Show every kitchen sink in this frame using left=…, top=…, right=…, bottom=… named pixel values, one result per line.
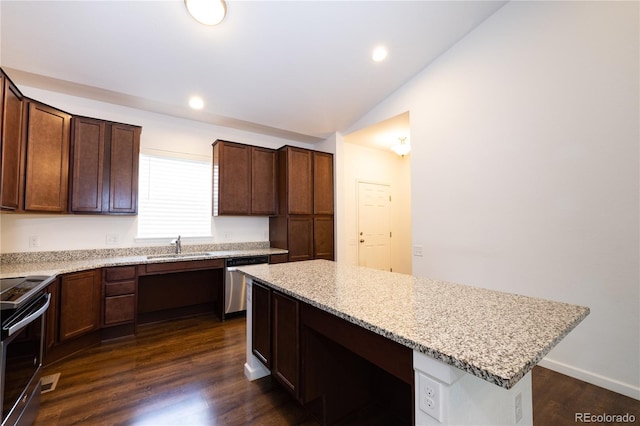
left=146, top=252, right=214, bottom=260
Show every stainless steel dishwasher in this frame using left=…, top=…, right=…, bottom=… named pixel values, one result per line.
left=225, top=255, right=269, bottom=314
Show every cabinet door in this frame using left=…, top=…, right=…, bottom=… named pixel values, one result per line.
left=313, top=152, right=334, bottom=215
left=45, top=278, right=60, bottom=354
left=24, top=101, right=71, bottom=212
left=0, top=71, right=3, bottom=133
left=108, top=124, right=140, bottom=213
left=314, top=216, right=335, bottom=260
left=251, top=147, right=277, bottom=215
left=59, top=270, right=101, bottom=342
left=285, top=147, right=313, bottom=215
left=288, top=216, right=313, bottom=262
left=252, top=281, right=272, bottom=368
left=213, top=141, right=251, bottom=215
left=272, top=291, right=300, bottom=400
left=0, top=75, right=25, bottom=210
left=70, top=117, right=105, bottom=212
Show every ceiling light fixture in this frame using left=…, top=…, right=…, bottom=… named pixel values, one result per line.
left=372, top=46, right=388, bottom=62
left=391, top=137, right=410, bottom=157
left=189, top=96, right=205, bottom=110
left=185, top=0, right=227, bottom=26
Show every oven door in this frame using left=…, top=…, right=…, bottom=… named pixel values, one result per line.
left=1, top=292, right=50, bottom=426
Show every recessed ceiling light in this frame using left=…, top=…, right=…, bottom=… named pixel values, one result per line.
left=189, top=96, right=205, bottom=110
left=185, top=0, right=226, bottom=26
left=372, top=46, right=388, bottom=62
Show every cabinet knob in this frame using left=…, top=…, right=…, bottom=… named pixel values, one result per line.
left=359, top=239, right=365, bottom=243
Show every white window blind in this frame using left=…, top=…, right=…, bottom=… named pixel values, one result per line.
left=137, top=154, right=212, bottom=238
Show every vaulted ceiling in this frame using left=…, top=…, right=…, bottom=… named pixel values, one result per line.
left=1, top=1, right=506, bottom=143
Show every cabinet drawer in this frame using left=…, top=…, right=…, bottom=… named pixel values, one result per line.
left=143, top=258, right=224, bottom=274
left=269, top=254, right=289, bottom=264
left=104, top=294, right=135, bottom=325
left=104, top=266, right=137, bottom=282
left=105, top=280, right=135, bottom=297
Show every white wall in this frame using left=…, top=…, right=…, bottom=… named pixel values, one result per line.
left=0, top=86, right=314, bottom=253
left=340, top=141, right=412, bottom=274
left=346, top=1, right=639, bottom=399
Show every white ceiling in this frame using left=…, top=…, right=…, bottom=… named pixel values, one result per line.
left=0, top=1, right=506, bottom=144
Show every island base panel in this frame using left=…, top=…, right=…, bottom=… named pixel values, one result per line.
left=245, top=279, right=271, bottom=381
left=413, top=351, right=533, bottom=425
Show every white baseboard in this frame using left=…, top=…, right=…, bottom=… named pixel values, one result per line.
left=538, top=358, right=639, bottom=401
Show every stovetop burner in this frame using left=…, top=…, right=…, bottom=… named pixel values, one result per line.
left=1, top=275, right=55, bottom=311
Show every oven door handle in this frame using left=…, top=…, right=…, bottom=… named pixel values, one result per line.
left=5, top=293, right=51, bottom=337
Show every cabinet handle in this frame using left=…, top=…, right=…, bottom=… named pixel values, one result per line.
left=359, top=239, right=365, bottom=243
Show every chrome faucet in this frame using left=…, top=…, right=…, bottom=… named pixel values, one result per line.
left=171, top=235, right=182, bottom=254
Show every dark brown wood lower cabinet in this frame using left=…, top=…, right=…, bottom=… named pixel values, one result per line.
left=59, top=270, right=101, bottom=342
left=313, top=216, right=334, bottom=260
left=272, top=291, right=301, bottom=401
left=288, top=216, right=313, bottom=262
left=45, top=278, right=60, bottom=353
left=102, top=266, right=137, bottom=329
left=252, top=281, right=272, bottom=367
left=104, top=294, right=135, bottom=325
left=252, top=282, right=413, bottom=424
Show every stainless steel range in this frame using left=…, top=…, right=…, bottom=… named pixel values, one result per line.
left=1, top=275, right=54, bottom=426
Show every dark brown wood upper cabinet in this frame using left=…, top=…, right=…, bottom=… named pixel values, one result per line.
left=212, top=140, right=276, bottom=216
left=70, top=117, right=140, bottom=214
left=213, top=140, right=251, bottom=215
left=270, top=146, right=334, bottom=262
left=313, top=151, right=334, bottom=215
left=251, top=146, right=277, bottom=215
left=70, top=117, right=105, bottom=212
left=279, top=146, right=313, bottom=215
left=108, top=124, right=140, bottom=214
left=24, top=100, right=71, bottom=212
left=0, top=70, right=25, bottom=210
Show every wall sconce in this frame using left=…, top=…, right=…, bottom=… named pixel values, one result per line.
left=390, top=137, right=411, bottom=157
left=185, top=0, right=227, bottom=26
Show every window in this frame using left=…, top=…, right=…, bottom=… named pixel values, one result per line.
left=137, top=154, right=211, bottom=238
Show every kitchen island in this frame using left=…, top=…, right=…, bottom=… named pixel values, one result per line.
left=239, top=260, right=589, bottom=425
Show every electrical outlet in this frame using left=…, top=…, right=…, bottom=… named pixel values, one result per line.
left=106, top=233, right=119, bottom=245
left=413, top=245, right=424, bottom=257
left=224, top=231, right=232, bottom=240
left=515, top=391, right=523, bottom=423
left=419, top=372, right=443, bottom=421
left=28, top=235, right=41, bottom=248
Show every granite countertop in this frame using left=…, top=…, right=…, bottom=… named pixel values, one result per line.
left=237, top=259, right=589, bottom=390
left=0, top=245, right=287, bottom=279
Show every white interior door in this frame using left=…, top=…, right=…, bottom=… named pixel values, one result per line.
left=357, top=182, right=391, bottom=271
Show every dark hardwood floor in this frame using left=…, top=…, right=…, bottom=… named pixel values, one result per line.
left=35, top=314, right=639, bottom=425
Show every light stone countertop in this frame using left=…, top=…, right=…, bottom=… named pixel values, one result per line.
left=0, top=247, right=287, bottom=279
left=237, top=259, right=589, bottom=389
